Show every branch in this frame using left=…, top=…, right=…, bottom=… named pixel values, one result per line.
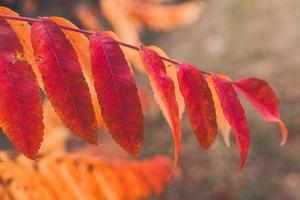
left=0, top=14, right=211, bottom=75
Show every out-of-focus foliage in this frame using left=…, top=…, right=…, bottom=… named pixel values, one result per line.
left=0, top=98, right=178, bottom=200
left=0, top=152, right=175, bottom=200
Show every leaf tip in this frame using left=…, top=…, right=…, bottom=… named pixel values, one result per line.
left=23, top=151, right=38, bottom=160
left=279, top=120, right=288, bottom=146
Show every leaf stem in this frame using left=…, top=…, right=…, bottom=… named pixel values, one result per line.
left=0, top=14, right=39, bottom=22
left=59, top=24, right=94, bottom=35
left=161, top=57, right=180, bottom=65
left=0, top=14, right=211, bottom=75
left=118, top=41, right=139, bottom=51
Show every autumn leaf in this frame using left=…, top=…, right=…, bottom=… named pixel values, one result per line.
left=234, top=78, right=288, bottom=145
left=0, top=152, right=174, bottom=200
left=177, top=64, right=217, bottom=149
left=0, top=6, right=42, bottom=87
left=49, top=16, right=105, bottom=128
left=100, top=0, right=143, bottom=72
left=212, top=74, right=250, bottom=170
left=129, top=1, right=203, bottom=32
left=127, top=162, right=151, bottom=198
left=0, top=16, right=43, bottom=159
left=147, top=46, right=185, bottom=119
left=205, top=75, right=231, bottom=146
left=75, top=4, right=103, bottom=30
left=31, top=19, right=97, bottom=144
left=90, top=32, right=144, bottom=155
left=93, top=163, right=124, bottom=200
left=139, top=156, right=174, bottom=195
left=139, top=46, right=181, bottom=169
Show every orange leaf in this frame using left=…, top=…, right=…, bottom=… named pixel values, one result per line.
left=75, top=5, right=103, bottom=30
left=129, top=1, right=203, bottom=32
left=100, top=0, right=144, bottom=72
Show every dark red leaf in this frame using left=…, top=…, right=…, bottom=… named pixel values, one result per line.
left=177, top=64, right=217, bottom=149
left=0, top=17, right=43, bottom=159
left=212, top=74, right=250, bottom=170
left=234, top=78, right=288, bottom=145
left=139, top=46, right=181, bottom=168
left=90, top=32, right=144, bottom=155
left=31, top=19, right=97, bottom=144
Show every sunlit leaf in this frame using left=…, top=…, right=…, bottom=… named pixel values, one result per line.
left=205, top=75, right=231, bottom=146
left=139, top=46, right=181, bottom=169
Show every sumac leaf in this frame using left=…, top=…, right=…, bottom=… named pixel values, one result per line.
left=0, top=6, right=42, bottom=86
left=0, top=17, right=43, bottom=159
left=234, top=78, right=288, bottom=145
left=147, top=46, right=185, bottom=119
left=212, top=74, right=250, bottom=170
left=90, top=32, right=144, bottom=155
left=49, top=16, right=105, bottom=128
left=177, top=64, right=217, bottom=149
left=206, top=75, right=231, bottom=146
left=139, top=46, right=181, bottom=168
left=31, top=19, right=97, bottom=144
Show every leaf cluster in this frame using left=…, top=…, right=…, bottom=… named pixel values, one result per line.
left=0, top=6, right=287, bottom=172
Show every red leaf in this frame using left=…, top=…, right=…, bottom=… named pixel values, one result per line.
left=212, top=74, right=250, bottom=170
left=31, top=19, right=97, bottom=144
left=146, top=46, right=185, bottom=119
left=234, top=78, right=288, bottom=145
left=139, top=46, right=181, bottom=168
left=205, top=75, right=231, bottom=146
left=0, top=17, right=43, bottom=159
left=49, top=16, right=106, bottom=128
left=177, top=64, right=217, bottom=149
left=90, top=32, right=144, bottom=155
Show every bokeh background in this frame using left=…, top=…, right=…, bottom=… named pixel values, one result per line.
left=1, top=0, right=300, bottom=199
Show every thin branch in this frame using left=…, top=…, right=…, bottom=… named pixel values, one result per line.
left=59, top=24, right=94, bottom=35
left=0, top=14, right=211, bottom=75
left=161, top=57, right=180, bottom=65
left=118, top=41, right=139, bottom=51
left=0, top=14, right=39, bottom=22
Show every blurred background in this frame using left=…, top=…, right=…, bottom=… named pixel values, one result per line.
left=0, top=0, right=300, bottom=199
